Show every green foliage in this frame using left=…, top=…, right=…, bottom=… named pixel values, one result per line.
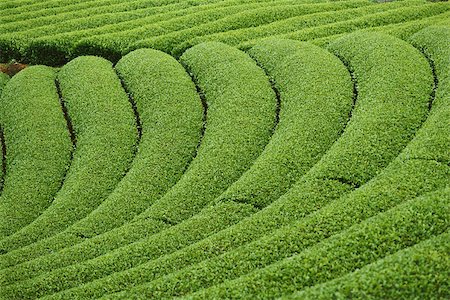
left=188, top=188, right=449, bottom=299
left=0, top=1, right=448, bottom=299
left=0, top=41, right=277, bottom=299
left=0, top=48, right=204, bottom=270
left=288, top=230, right=450, bottom=299
left=0, top=67, right=72, bottom=238
left=238, top=2, right=449, bottom=49
left=74, top=32, right=435, bottom=299
left=175, top=0, right=409, bottom=55
left=2, top=0, right=285, bottom=64
left=14, top=40, right=354, bottom=299
left=130, top=0, right=371, bottom=57
left=0, top=56, right=137, bottom=253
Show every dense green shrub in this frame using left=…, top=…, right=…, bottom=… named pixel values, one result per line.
left=239, top=2, right=450, bottom=49
left=187, top=188, right=449, bottom=299
left=0, top=0, right=282, bottom=64
left=288, top=230, right=450, bottom=299
left=0, top=67, right=72, bottom=239
left=0, top=42, right=277, bottom=299
left=74, top=32, right=438, bottom=299
left=173, top=0, right=409, bottom=55
left=4, top=31, right=434, bottom=298
left=20, top=0, right=299, bottom=65
left=0, top=40, right=354, bottom=295
left=0, top=56, right=137, bottom=252
left=0, top=48, right=204, bottom=269
left=129, top=0, right=371, bottom=56
left=0, top=73, right=9, bottom=193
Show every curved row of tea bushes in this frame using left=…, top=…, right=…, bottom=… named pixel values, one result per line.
left=0, top=56, right=138, bottom=253
left=70, top=0, right=308, bottom=63
left=0, top=0, right=249, bottom=63
left=1, top=0, right=309, bottom=36
left=0, top=41, right=277, bottom=299
left=0, top=2, right=182, bottom=38
left=67, top=32, right=437, bottom=299
left=238, top=2, right=450, bottom=50
left=161, top=28, right=449, bottom=300
left=6, top=31, right=433, bottom=298
left=0, top=67, right=72, bottom=239
left=289, top=229, right=450, bottom=299
left=308, top=11, right=450, bottom=47
left=0, top=41, right=270, bottom=268
left=129, top=0, right=370, bottom=56
left=0, top=48, right=204, bottom=269
left=1, top=40, right=353, bottom=291
left=367, top=10, right=450, bottom=41
left=1, top=0, right=289, bottom=63
left=0, top=37, right=352, bottom=288
left=186, top=187, right=449, bottom=299
left=0, top=0, right=102, bottom=19
left=0, top=0, right=131, bottom=26
left=106, top=161, right=448, bottom=299
left=172, top=0, right=410, bottom=56
left=0, top=0, right=265, bottom=49
left=17, top=0, right=291, bottom=66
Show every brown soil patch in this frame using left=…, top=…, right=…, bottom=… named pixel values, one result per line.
left=0, top=62, right=28, bottom=77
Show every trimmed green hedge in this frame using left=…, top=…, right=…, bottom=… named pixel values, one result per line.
left=53, top=30, right=435, bottom=299
left=19, top=0, right=298, bottom=65
left=8, top=31, right=434, bottom=298
left=0, top=42, right=277, bottom=299
left=0, top=0, right=276, bottom=63
left=173, top=0, right=408, bottom=56
left=309, top=11, right=450, bottom=46
left=0, top=0, right=104, bottom=21
left=238, top=2, right=449, bottom=49
left=288, top=229, right=450, bottom=299
left=0, top=48, right=204, bottom=269
left=0, top=67, right=72, bottom=239
left=129, top=0, right=371, bottom=57
left=81, top=32, right=439, bottom=299
left=186, top=187, right=449, bottom=299
left=371, top=10, right=450, bottom=40
left=0, top=56, right=137, bottom=253
left=6, top=39, right=354, bottom=297
left=406, top=25, right=450, bottom=164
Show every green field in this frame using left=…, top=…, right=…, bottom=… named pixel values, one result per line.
left=0, top=0, right=449, bottom=299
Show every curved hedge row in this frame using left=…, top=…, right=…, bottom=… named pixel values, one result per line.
left=187, top=187, right=449, bottom=299
left=309, top=10, right=450, bottom=47
left=238, top=2, right=450, bottom=50
left=0, top=41, right=277, bottom=299
left=172, top=0, right=409, bottom=56
left=58, top=32, right=437, bottom=299
left=406, top=25, right=450, bottom=165
left=0, top=48, right=204, bottom=268
left=0, top=39, right=354, bottom=292
left=0, top=67, right=72, bottom=239
left=145, top=28, right=447, bottom=300
left=290, top=228, right=450, bottom=299
left=4, top=31, right=434, bottom=298
left=129, top=0, right=370, bottom=56
left=14, top=0, right=300, bottom=65
left=0, top=0, right=284, bottom=61
left=0, top=0, right=105, bottom=21
left=0, top=56, right=137, bottom=253
left=16, top=41, right=352, bottom=297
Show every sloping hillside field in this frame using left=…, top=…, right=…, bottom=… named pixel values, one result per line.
left=0, top=0, right=449, bottom=299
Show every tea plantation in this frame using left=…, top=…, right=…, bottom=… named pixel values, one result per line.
left=0, top=0, right=448, bottom=299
